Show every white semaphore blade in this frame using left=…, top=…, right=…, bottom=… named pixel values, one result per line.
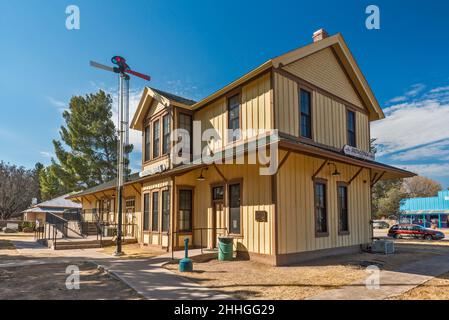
left=89, top=61, right=116, bottom=73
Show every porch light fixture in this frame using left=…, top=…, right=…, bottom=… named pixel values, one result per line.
left=328, top=162, right=341, bottom=177
left=197, top=168, right=208, bottom=181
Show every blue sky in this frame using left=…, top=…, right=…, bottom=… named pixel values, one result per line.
left=1, top=0, right=449, bottom=186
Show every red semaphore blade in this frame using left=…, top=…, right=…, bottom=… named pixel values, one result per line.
left=125, top=69, right=151, bottom=81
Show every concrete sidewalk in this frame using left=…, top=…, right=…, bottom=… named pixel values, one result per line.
left=307, top=253, right=449, bottom=300
left=90, top=248, right=231, bottom=300
left=10, top=237, right=230, bottom=300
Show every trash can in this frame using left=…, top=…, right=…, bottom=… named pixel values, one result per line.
left=218, top=236, right=234, bottom=261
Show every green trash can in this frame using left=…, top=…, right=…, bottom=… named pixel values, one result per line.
left=218, top=236, right=234, bottom=261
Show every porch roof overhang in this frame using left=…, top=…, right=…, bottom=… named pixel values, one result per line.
left=279, top=138, right=415, bottom=180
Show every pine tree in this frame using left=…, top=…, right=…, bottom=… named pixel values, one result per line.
left=39, top=90, right=132, bottom=197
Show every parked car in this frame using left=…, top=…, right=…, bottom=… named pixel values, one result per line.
left=373, top=220, right=390, bottom=229
left=388, top=224, right=445, bottom=240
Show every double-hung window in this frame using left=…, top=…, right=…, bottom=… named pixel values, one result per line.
left=314, top=180, right=328, bottom=235
left=228, top=95, right=241, bottom=142
left=153, top=120, right=160, bottom=158
left=144, top=126, right=151, bottom=162
left=300, top=89, right=312, bottom=139
left=143, top=193, right=150, bottom=231
left=152, top=192, right=159, bottom=232
left=337, top=183, right=349, bottom=234
left=178, top=190, right=192, bottom=232
left=162, top=115, right=170, bottom=155
left=162, top=190, right=170, bottom=232
left=347, top=110, right=356, bottom=147
left=229, top=183, right=241, bottom=235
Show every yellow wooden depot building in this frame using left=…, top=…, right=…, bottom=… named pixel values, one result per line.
left=68, top=29, right=414, bottom=265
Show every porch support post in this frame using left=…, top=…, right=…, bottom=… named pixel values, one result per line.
left=439, top=214, right=442, bottom=229
left=170, top=175, right=176, bottom=255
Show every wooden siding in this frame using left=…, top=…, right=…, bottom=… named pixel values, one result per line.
left=194, top=73, right=273, bottom=153
left=175, top=160, right=274, bottom=255
left=276, top=151, right=371, bottom=254
left=356, top=112, right=370, bottom=152
left=274, top=73, right=371, bottom=152
left=282, top=47, right=364, bottom=109
left=146, top=99, right=167, bottom=119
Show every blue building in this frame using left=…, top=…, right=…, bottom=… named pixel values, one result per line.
left=400, top=190, right=449, bottom=228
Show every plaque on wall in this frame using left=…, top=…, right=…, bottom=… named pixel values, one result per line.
left=255, top=211, right=268, bottom=222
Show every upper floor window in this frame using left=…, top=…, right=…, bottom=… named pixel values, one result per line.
left=178, top=113, right=192, bottom=160
left=347, top=110, right=356, bottom=147
left=162, top=114, right=170, bottom=155
left=300, top=89, right=312, bottom=139
left=228, top=94, right=241, bottom=142
left=144, top=126, right=151, bottom=162
left=153, top=119, right=160, bottom=158
left=314, top=180, right=328, bottom=236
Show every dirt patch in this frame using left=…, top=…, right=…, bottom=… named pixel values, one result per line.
left=0, top=261, right=142, bottom=300
left=165, top=244, right=449, bottom=300
left=391, top=272, right=449, bottom=300
left=100, top=243, right=166, bottom=259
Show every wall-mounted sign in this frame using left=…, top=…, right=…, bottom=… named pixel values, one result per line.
left=255, top=211, right=268, bottom=222
left=343, top=145, right=375, bottom=161
left=139, top=164, right=168, bottom=178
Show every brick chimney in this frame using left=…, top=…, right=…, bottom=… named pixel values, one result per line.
left=312, top=28, right=329, bottom=42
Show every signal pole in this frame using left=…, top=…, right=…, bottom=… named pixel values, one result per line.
left=90, top=57, right=150, bottom=256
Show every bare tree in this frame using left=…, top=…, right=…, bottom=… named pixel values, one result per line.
left=403, top=176, right=442, bottom=198
left=0, top=162, right=39, bottom=220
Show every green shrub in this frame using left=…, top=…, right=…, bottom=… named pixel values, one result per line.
left=21, top=221, right=35, bottom=230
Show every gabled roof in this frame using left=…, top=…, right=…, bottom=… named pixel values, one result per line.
left=22, top=194, right=81, bottom=213
left=131, top=32, right=384, bottom=131
left=271, top=33, right=384, bottom=121
left=131, top=87, right=196, bottom=131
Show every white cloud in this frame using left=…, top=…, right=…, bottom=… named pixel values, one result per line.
left=46, top=96, right=68, bottom=112
left=392, top=163, right=449, bottom=177
left=372, top=97, right=449, bottom=157
left=390, top=140, right=449, bottom=162
left=40, top=151, right=53, bottom=158
left=386, top=83, right=426, bottom=104
left=429, top=86, right=449, bottom=94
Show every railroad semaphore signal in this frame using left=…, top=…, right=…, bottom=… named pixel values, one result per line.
left=90, top=57, right=150, bottom=256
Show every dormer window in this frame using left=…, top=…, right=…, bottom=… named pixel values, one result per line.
left=153, top=119, right=160, bottom=158
left=144, top=125, right=151, bottom=162
left=162, top=114, right=170, bottom=155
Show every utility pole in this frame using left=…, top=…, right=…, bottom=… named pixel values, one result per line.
left=90, top=57, right=150, bottom=256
